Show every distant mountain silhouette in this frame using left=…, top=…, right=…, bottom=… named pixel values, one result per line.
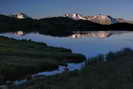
left=0, top=13, right=133, bottom=36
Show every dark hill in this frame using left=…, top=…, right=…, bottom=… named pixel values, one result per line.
left=0, top=15, right=106, bottom=36
left=108, top=23, right=133, bottom=30
left=38, top=17, right=106, bottom=36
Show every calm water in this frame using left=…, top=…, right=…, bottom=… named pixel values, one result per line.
left=0, top=31, right=133, bottom=58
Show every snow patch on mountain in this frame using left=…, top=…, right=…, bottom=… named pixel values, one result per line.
left=65, top=13, right=86, bottom=20
left=84, top=15, right=118, bottom=25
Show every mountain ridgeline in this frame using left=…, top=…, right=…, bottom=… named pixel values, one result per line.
left=0, top=13, right=133, bottom=36
left=65, top=13, right=118, bottom=25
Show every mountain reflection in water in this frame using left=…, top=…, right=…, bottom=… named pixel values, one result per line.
left=0, top=31, right=132, bottom=58
left=70, top=31, right=128, bottom=38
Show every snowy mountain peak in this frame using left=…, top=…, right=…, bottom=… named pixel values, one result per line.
left=65, top=13, right=85, bottom=20
left=85, top=14, right=118, bottom=25
left=16, top=13, right=29, bottom=19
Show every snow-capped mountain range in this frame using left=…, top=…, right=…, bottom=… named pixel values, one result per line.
left=9, top=12, right=132, bottom=25
left=84, top=15, right=118, bottom=25
left=65, top=13, right=126, bottom=25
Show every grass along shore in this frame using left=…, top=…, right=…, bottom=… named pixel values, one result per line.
left=0, top=36, right=86, bottom=82
left=14, top=48, right=133, bottom=89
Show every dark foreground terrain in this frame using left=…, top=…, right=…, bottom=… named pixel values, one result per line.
left=14, top=48, right=133, bottom=89
left=0, top=36, right=85, bottom=82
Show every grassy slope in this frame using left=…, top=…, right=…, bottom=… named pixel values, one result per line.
left=17, top=48, right=133, bottom=89
left=0, top=36, right=85, bottom=81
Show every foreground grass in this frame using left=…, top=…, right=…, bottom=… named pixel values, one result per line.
left=0, top=36, right=85, bottom=81
left=16, top=48, right=133, bottom=89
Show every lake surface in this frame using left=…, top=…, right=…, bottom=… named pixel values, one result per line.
left=0, top=31, right=133, bottom=58
left=1, top=31, right=133, bottom=84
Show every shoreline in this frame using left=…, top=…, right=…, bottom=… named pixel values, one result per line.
left=0, top=36, right=86, bottom=84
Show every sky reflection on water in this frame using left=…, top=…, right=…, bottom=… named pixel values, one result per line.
left=0, top=31, right=133, bottom=58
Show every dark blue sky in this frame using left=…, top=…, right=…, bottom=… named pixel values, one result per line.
left=0, top=0, right=133, bottom=19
